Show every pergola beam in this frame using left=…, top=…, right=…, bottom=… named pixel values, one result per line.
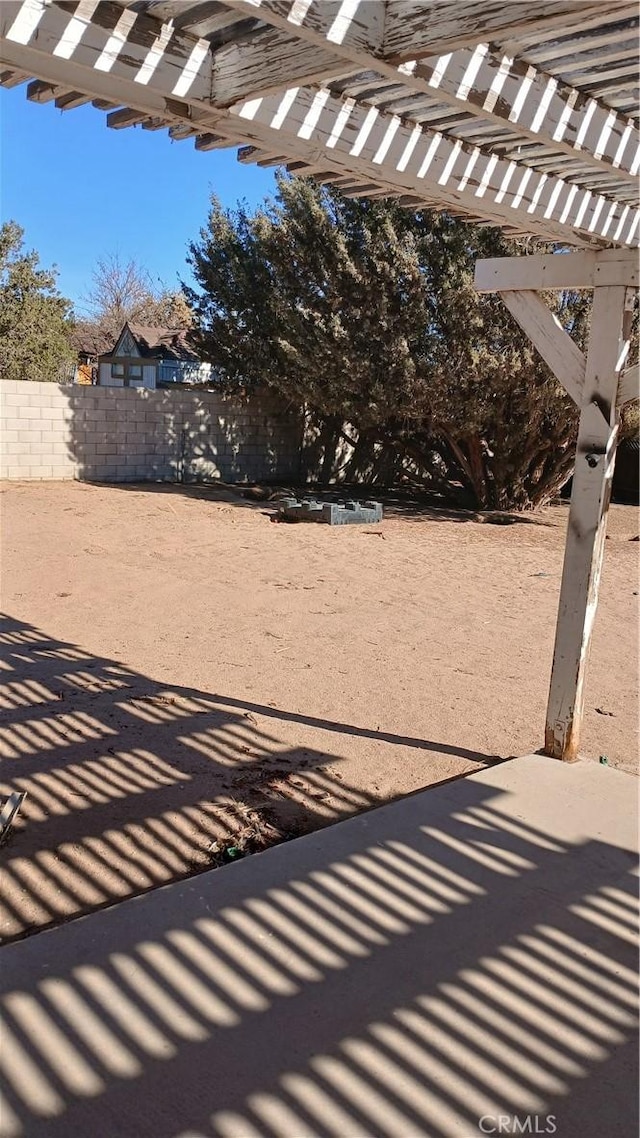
left=3, top=0, right=215, bottom=102
left=229, top=1, right=618, bottom=66
left=475, top=250, right=640, bottom=291
left=214, top=4, right=639, bottom=184
left=26, top=78, right=60, bottom=102
left=212, top=27, right=351, bottom=106
left=0, top=14, right=224, bottom=128
left=379, top=1, right=624, bottom=62
left=54, top=89, right=92, bottom=109
left=230, top=85, right=638, bottom=247
left=2, top=1, right=638, bottom=247
left=228, top=0, right=385, bottom=57
left=107, top=106, right=149, bottom=129
left=146, top=2, right=251, bottom=37
left=0, top=66, right=28, bottom=86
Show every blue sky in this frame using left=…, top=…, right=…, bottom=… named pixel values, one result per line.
left=0, top=87, right=277, bottom=313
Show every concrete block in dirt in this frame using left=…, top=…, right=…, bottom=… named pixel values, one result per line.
left=276, top=498, right=383, bottom=525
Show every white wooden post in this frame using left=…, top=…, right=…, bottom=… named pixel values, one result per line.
left=544, top=285, right=634, bottom=760
left=476, top=253, right=638, bottom=761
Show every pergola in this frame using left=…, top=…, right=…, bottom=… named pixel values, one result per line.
left=2, top=0, right=638, bottom=763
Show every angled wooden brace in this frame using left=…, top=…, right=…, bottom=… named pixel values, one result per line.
left=498, top=290, right=585, bottom=406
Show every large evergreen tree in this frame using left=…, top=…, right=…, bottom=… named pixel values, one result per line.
left=186, top=176, right=593, bottom=510
left=0, top=222, right=74, bottom=383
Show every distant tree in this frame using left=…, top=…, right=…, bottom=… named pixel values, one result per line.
left=157, top=289, right=193, bottom=330
left=0, top=221, right=74, bottom=383
left=186, top=176, right=596, bottom=510
left=82, top=253, right=192, bottom=353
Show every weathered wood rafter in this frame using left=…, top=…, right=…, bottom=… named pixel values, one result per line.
left=1, top=0, right=639, bottom=248
left=379, top=1, right=625, bottom=62
left=2, top=0, right=638, bottom=248
left=207, top=22, right=639, bottom=193
left=2, top=5, right=225, bottom=126
left=0, top=66, right=28, bottom=86
left=184, top=0, right=640, bottom=198
left=228, top=0, right=385, bottom=59
left=227, top=1, right=621, bottom=66
left=231, top=84, right=638, bottom=246
left=146, top=2, right=254, bottom=38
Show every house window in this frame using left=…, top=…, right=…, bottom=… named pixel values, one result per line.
left=111, top=363, right=124, bottom=378
left=129, top=365, right=142, bottom=380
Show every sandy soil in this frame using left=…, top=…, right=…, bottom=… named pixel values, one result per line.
left=0, top=480, right=637, bottom=942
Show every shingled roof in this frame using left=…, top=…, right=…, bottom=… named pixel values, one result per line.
left=102, top=323, right=200, bottom=363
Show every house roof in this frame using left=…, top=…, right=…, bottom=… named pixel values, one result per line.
left=102, top=323, right=200, bottom=363
left=126, top=325, right=199, bottom=362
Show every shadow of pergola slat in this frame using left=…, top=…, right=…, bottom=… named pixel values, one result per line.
left=0, top=768, right=637, bottom=1138
left=0, top=614, right=500, bottom=943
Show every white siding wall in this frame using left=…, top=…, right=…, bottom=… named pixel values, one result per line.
left=98, top=363, right=124, bottom=387
left=98, top=363, right=155, bottom=389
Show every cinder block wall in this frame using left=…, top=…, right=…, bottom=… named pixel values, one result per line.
left=0, top=381, right=304, bottom=483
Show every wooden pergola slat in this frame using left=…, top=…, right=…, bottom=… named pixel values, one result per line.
left=209, top=4, right=640, bottom=188
left=2, top=1, right=637, bottom=246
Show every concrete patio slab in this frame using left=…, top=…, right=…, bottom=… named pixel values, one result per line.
left=0, top=754, right=638, bottom=1138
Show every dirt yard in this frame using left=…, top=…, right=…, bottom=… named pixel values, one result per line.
left=1, top=480, right=637, bottom=942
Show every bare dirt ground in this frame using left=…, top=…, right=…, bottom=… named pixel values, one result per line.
left=1, top=480, right=637, bottom=942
